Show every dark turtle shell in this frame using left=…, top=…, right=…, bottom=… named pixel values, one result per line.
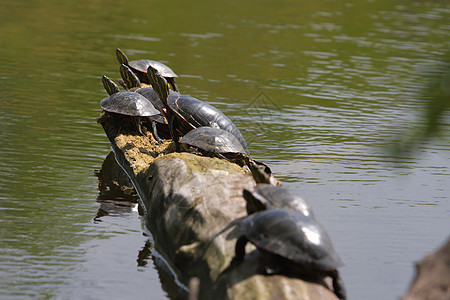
left=169, top=94, right=249, bottom=154
left=129, top=59, right=178, bottom=78
left=243, top=209, right=343, bottom=271
left=135, top=87, right=179, bottom=112
left=116, top=48, right=179, bottom=91
left=180, top=127, right=247, bottom=155
left=100, top=91, right=160, bottom=117
left=243, top=184, right=315, bottom=218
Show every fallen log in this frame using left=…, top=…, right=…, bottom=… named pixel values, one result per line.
left=98, top=112, right=340, bottom=299
left=401, top=237, right=450, bottom=300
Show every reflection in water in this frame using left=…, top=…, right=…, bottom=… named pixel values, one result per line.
left=95, top=152, right=188, bottom=299
left=137, top=240, right=153, bottom=267
left=152, top=252, right=190, bottom=300
left=94, top=151, right=140, bottom=221
left=95, top=152, right=138, bottom=203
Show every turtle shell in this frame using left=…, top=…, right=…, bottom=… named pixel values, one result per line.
left=129, top=59, right=178, bottom=78
left=100, top=91, right=160, bottom=117
left=244, top=184, right=315, bottom=218
left=180, top=127, right=247, bottom=155
left=136, top=87, right=181, bottom=112
left=244, top=209, right=343, bottom=271
left=169, top=95, right=249, bottom=154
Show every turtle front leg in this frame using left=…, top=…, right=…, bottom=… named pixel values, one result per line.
left=150, top=121, right=164, bottom=144
left=330, top=270, right=346, bottom=300
left=232, top=235, right=248, bottom=264
left=167, top=114, right=180, bottom=151
left=135, top=116, right=145, bottom=136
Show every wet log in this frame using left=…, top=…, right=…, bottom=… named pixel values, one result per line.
left=401, top=237, right=450, bottom=300
left=98, top=113, right=339, bottom=299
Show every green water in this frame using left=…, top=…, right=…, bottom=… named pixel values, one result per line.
left=0, top=0, right=449, bottom=299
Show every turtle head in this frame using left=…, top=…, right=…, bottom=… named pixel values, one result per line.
left=119, top=64, right=141, bottom=90
left=116, top=48, right=129, bottom=65
left=243, top=188, right=268, bottom=214
left=147, top=65, right=170, bottom=105
left=248, top=160, right=282, bottom=186
left=102, top=75, right=120, bottom=96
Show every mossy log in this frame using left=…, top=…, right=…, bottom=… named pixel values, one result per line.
left=98, top=113, right=339, bottom=300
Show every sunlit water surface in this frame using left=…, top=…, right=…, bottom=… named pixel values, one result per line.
left=0, top=0, right=449, bottom=299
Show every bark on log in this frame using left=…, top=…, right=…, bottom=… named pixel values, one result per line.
left=401, top=237, right=450, bottom=300
left=98, top=113, right=339, bottom=299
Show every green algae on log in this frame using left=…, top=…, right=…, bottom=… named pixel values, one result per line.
left=98, top=113, right=340, bottom=299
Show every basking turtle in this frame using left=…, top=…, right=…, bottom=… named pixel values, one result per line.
left=180, top=127, right=247, bottom=162
left=167, top=94, right=249, bottom=153
left=243, top=184, right=314, bottom=217
left=232, top=209, right=346, bottom=300
left=145, top=65, right=249, bottom=153
left=116, top=48, right=179, bottom=92
left=101, top=75, right=163, bottom=142
left=179, top=127, right=275, bottom=179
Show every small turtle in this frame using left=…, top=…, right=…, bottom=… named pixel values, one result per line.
left=180, top=126, right=247, bottom=159
left=116, top=48, right=179, bottom=92
left=146, top=65, right=249, bottom=153
left=243, top=184, right=314, bottom=217
left=101, top=75, right=163, bottom=142
left=179, top=127, right=278, bottom=182
left=232, top=209, right=346, bottom=300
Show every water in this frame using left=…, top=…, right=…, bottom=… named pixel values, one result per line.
left=0, top=0, right=449, bottom=299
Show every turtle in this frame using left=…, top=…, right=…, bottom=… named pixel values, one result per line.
left=179, top=127, right=275, bottom=180
left=180, top=126, right=247, bottom=161
left=243, top=184, right=314, bottom=217
left=116, top=48, right=179, bottom=92
left=167, top=93, right=249, bottom=153
left=232, top=209, right=346, bottom=300
left=145, top=65, right=249, bottom=153
left=101, top=75, right=164, bottom=142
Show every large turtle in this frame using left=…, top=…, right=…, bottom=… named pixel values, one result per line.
left=116, top=48, right=179, bottom=92
left=167, top=94, right=249, bottom=152
left=232, top=209, right=346, bottom=300
left=145, top=65, right=249, bottom=153
left=100, top=75, right=163, bottom=142
left=243, top=184, right=314, bottom=217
